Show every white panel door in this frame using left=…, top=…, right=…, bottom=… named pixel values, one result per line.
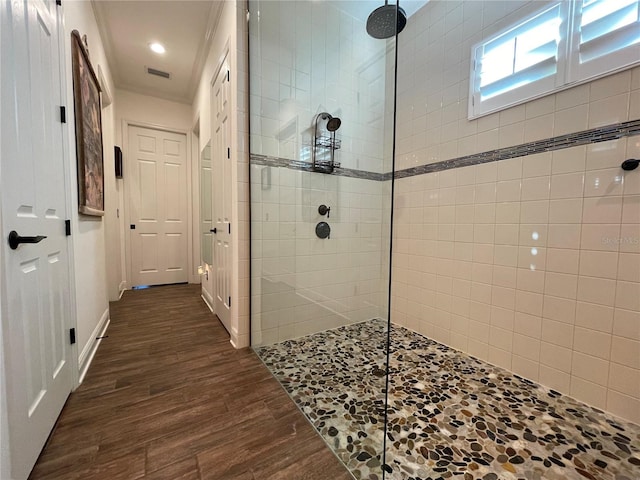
left=212, top=58, right=231, bottom=333
left=0, top=0, right=73, bottom=477
left=128, top=126, right=188, bottom=286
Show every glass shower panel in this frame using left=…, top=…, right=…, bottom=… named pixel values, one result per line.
left=249, top=1, right=397, bottom=478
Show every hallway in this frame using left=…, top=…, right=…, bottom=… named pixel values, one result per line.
left=29, top=285, right=352, bottom=480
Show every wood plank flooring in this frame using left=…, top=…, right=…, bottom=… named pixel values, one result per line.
left=30, top=284, right=353, bottom=480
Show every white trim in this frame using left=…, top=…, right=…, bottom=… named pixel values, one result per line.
left=201, top=290, right=214, bottom=312
left=78, top=309, right=110, bottom=385
left=118, top=281, right=127, bottom=299
left=57, top=2, right=81, bottom=390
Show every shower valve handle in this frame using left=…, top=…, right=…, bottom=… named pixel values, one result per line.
left=318, top=204, right=330, bottom=218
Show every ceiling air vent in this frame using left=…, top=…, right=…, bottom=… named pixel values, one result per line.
left=146, top=67, right=171, bottom=79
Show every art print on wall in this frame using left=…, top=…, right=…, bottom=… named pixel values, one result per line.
left=71, top=30, right=104, bottom=216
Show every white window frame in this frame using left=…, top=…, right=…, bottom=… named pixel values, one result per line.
left=469, top=0, right=640, bottom=119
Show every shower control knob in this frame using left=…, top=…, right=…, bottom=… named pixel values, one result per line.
left=318, top=204, right=330, bottom=218
left=315, top=222, right=330, bottom=239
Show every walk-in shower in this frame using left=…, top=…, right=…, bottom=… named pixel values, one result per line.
left=249, top=1, right=640, bottom=479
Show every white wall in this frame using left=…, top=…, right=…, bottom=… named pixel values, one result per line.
left=192, top=0, right=251, bottom=348
left=63, top=0, right=115, bottom=375
left=114, top=88, right=197, bottom=287
left=392, top=0, right=640, bottom=424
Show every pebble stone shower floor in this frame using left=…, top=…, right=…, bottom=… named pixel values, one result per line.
left=255, top=319, right=640, bottom=480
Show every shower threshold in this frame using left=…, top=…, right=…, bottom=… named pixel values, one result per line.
left=255, top=319, right=640, bottom=480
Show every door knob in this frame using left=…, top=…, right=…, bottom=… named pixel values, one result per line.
left=8, top=231, right=47, bottom=250
left=210, top=228, right=217, bottom=234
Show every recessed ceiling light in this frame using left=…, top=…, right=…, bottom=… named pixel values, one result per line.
left=149, top=42, right=165, bottom=54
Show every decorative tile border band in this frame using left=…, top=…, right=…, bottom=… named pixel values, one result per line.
left=250, top=153, right=387, bottom=181
left=250, top=119, right=640, bottom=182
left=394, top=118, right=640, bottom=179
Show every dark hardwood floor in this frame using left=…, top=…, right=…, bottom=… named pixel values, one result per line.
left=30, top=284, right=352, bottom=480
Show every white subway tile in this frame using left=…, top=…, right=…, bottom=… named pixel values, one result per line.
left=586, top=139, right=627, bottom=171
left=512, top=354, right=540, bottom=381
left=539, top=364, right=571, bottom=392
left=515, top=291, right=543, bottom=317
left=516, top=267, right=545, bottom=293
left=573, top=326, right=612, bottom=360
left=490, top=325, right=513, bottom=351
left=496, top=180, right=521, bottom=202
left=579, top=250, right=619, bottom=280
left=520, top=201, right=549, bottom=224
left=496, top=202, right=520, bottom=223
left=588, top=93, right=630, bottom=128
left=546, top=248, right=579, bottom=274
left=543, top=295, right=576, bottom=324
left=572, top=351, right=610, bottom=386
left=608, top=363, right=640, bottom=398
left=488, top=346, right=512, bottom=370
left=621, top=195, right=640, bottom=224
left=619, top=225, right=640, bottom=253
left=615, top=281, right=640, bottom=311
left=555, top=83, right=589, bottom=110
left=582, top=197, right=623, bottom=224
left=545, top=272, right=578, bottom=300
left=570, top=376, right=607, bottom=409
left=494, top=245, right=519, bottom=267
left=513, top=334, right=540, bottom=362
left=548, top=199, right=583, bottom=224
left=518, top=245, right=546, bottom=271
left=607, top=390, right=640, bottom=425
left=542, top=318, right=574, bottom=349
left=540, top=341, right=573, bottom=372
left=584, top=169, right=624, bottom=197
left=522, top=152, right=552, bottom=178
left=577, top=276, right=617, bottom=307
left=549, top=173, right=584, bottom=200
left=497, top=158, right=523, bottom=181
left=575, top=301, right=614, bottom=333
left=580, top=224, right=621, bottom=251
left=613, top=308, right=640, bottom=341
left=554, top=104, right=589, bottom=136
left=474, top=161, right=498, bottom=184
left=590, top=70, right=631, bottom=101
left=551, top=146, right=586, bottom=174
left=610, top=336, right=640, bottom=369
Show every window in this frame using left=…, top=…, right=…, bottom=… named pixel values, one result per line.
left=469, top=0, right=640, bottom=119
left=570, top=0, right=640, bottom=80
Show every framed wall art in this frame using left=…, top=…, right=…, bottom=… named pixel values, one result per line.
left=71, top=30, right=104, bottom=216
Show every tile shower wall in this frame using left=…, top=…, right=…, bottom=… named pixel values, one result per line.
left=391, top=0, right=640, bottom=424
left=251, top=165, right=388, bottom=344
left=249, top=1, right=390, bottom=173
left=249, top=1, right=393, bottom=344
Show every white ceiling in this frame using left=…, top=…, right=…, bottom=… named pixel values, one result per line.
left=91, top=0, right=426, bottom=105
left=92, top=0, right=222, bottom=105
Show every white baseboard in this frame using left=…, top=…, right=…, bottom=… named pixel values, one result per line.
left=118, top=281, right=127, bottom=299
left=201, top=288, right=214, bottom=313
left=78, top=308, right=110, bottom=385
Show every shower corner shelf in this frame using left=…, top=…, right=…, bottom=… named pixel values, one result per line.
left=314, top=135, right=342, bottom=150
left=311, top=112, right=342, bottom=174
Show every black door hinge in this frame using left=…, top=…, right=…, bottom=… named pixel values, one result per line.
left=56, top=0, right=61, bottom=5
left=60, top=106, right=66, bottom=123
left=227, top=70, right=230, bottom=82
left=65, top=219, right=71, bottom=236
left=69, top=328, right=76, bottom=345
left=228, top=223, right=231, bottom=234
left=228, top=296, right=231, bottom=307
left=227, top=147, right=230, bottom=159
